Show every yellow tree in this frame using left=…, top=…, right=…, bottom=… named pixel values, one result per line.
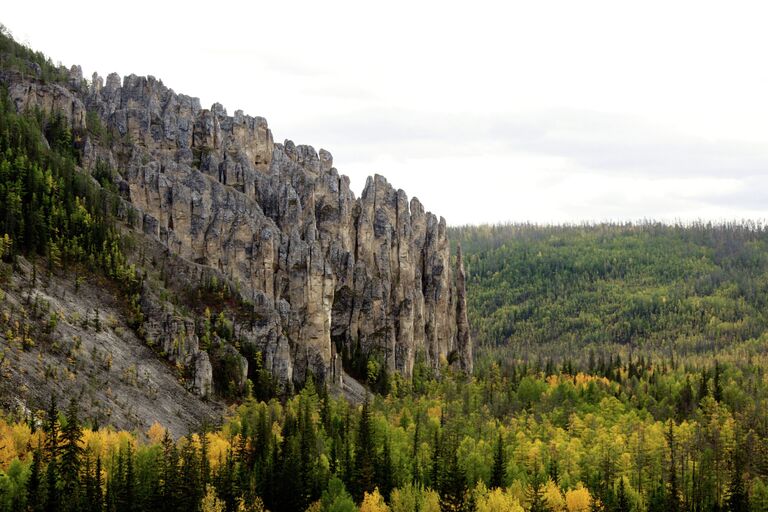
left=564, top=485, right=592, bottom=512
left=237, top=496, right=268, bottom=512
left=420, top=489, right=441, bottom=512
left=390, top=484, right=418, bottom=512
left=474, top=482, right=524, bottom=512
left=201, top=484, right=225, bottom=512
left=542, top=479, right=566, bottom=512
left=360, top=488, right=389, bottom=512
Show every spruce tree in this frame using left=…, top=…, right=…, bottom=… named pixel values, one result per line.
left=351, top=396, right=376, bottom=500
left=647, top=480, right=667, bottom=512
left=200, top=431, right=211, bottom=489
left=160, top=431, right=179, bottom=510
left=527, top=474, right=547, bottom=512
left=93, top=455, right=103, bottom=512
left=27, top=443, right=44, bottom=512
left=179, top=437, right=202, bottom=511
left=713, top=361, right=724, bottom=403
left=440, top=447, right=467, bottom=512
left=44, top=396, right=60, bottom=512
left=616, top=478, right=630, bottom=512
left=377, top=437, right=395, bottom=501
left=123, top=444, right=135, bottom=512
left=665, top=420, right=680, bottom=512
left=698, top=369, right=709, bottom=405
left=59, top=399, right=83, bottom=512
left=411, top=412, right=423, bottom=485
left=490, top=432, right=506, bottom=489
left=727, top=460, right=748, bottom=512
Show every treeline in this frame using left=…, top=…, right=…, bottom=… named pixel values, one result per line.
left=2, top=352, right=768, bottom=511
left=449, top=222, right=768, bottom=353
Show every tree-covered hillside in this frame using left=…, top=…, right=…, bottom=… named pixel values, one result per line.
left=450, top=222, right=768, bottom=356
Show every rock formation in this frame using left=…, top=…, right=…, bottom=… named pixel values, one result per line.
left=1, top=65, right=473, bottom=394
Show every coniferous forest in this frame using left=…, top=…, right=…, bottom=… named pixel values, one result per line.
left=1, top=24, right=768, bottom=512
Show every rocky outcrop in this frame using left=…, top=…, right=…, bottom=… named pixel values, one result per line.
left=139, top=285, right=214, bottom=398
left=2, top=68, right=473, bottom=393
left=455, top=245, right=473, bottom=372
left=6, top=73, right=87, bottom=132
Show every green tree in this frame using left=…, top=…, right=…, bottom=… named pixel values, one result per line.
left=321, top=477, right=357, bottom=512
left=490, top=432, right=506, bottom=489
left=726, top=461, right=748, bottom=512
left=440, top=447, right=467, bottom=512
left=27, top=443, right=44, bottom=512
left=352, top=397, right=376, bottom=501
left=43, top=397, right=60, bottom=512
left=527, top=475, right=547, bottom=512
left=59, top=399, right=83, bottom=511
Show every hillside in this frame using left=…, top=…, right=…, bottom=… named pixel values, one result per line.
left=450, top=222, right=768, bottom=359
left=0, top=25, right=470, bottom=433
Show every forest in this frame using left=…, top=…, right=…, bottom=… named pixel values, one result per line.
left=1, top=347, right=766, bottom=511
left=1, top=25, right=768, bottom=512
left=450, top=222, right=768, bottom=356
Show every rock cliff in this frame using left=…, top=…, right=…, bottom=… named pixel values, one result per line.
left=2, top=65, right=473, bottom=395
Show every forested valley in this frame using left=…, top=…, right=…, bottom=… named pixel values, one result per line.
left=1, top=25, right=768, bottom=512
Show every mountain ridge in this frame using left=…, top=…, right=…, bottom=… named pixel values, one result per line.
left=0, top=32, right=472, bottom=432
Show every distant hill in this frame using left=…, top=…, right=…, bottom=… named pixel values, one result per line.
left=450, top=222, right=768, bottom=356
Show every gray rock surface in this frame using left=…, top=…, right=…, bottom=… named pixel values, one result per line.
left=1, top=67, right=473, bottom=395
left=0, top=258, right=222, bottom=437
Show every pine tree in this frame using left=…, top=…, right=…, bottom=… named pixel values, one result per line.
left=27, top=442, right=44, bottom=512
left=216, top=448, right=238, bottom=512
left=676, top=376, right=694, bottom=419
left=111, top=446, right=125, bottom=512
left=665, top=420, right=680, bottom=512
left=179, top=437, right=202, bottom=511
left=647, top=480, right=667, bottom=512
left=698, top=369, right=709, bottom=405
left=298, top=398, right=319, bottom=506
left=200, top=431, right=211, bottom=490
left=262, top=435, right=279, bottom=509
left=439, top=447, right=467, bottom=512
left=377, top=437, right=395, bottom=501
left=527, top=475, right=547, bottom=512
left=412, top=412, right=422, bottom=485
left=123, top=443, right=135, bottom=512
left=727, top=460, right=748, bottom=512
left=490, top=432, right=506, bottom=489
left=352, top=396, right=376, bottom=500
left=93, top=455, right=103, bottom=512
left=616, top=478, right=630, bottom=512
left=81, top=454, right=93, bottom=512
left=44, top=396, right=60, bottom=512
left=59, top=399, right=83, bottom=511
left=713, top=361, right=724, bottom=403
left=105, top=461, right=117, bottom=512
left=160, top=431, right=179, bottom=510
left=275, top=422, right=304, bottom=511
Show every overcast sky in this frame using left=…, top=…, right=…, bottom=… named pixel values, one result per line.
left=4, top=1, right=768, bottom=225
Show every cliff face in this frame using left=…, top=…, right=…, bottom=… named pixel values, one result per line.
left=3, top=65, right=472, bottom=394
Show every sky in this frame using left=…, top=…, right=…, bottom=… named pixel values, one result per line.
left=4, top=1, right=768, bottom=225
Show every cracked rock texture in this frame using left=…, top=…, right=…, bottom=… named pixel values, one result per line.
left=2, top=66, right=473, bottom=393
